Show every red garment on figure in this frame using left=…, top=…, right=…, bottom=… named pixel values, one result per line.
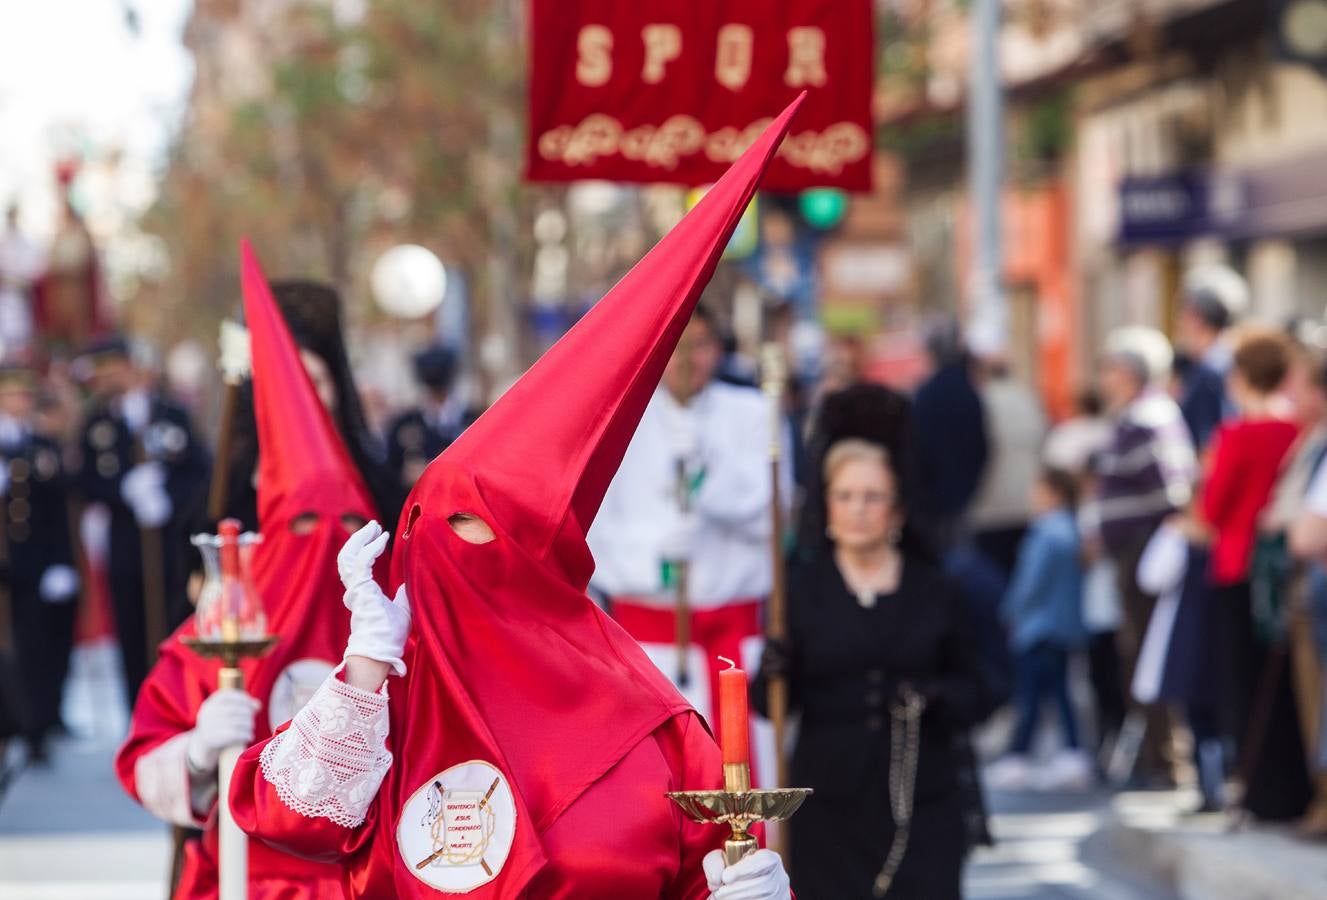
left=232, top=680, right=727, bottom=898
left=612, top=598, right=764, bottom=776
left=116, top=622, right=352, bottom=899
left=1200, top=418, right=1299, bottom=585
left=230, top=98, right=805, bottom=897
left=114, top=244, right=381, bottom=898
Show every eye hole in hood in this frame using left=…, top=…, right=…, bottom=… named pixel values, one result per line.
left=448, top=512, right=496, bottom=545
left=287, top=512, right=369, bottom=536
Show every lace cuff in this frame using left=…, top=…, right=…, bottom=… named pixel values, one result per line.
left=135, top=732, right=210, bottom=828
left=259, top=665, right=392, bottom=828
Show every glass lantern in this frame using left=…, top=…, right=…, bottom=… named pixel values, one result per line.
left=191, top=518, right=267, bottom=644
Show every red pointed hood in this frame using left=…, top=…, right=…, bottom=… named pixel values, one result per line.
left=242, top=240, right=375, bottom=530
left=215, top=242, right=384, bottom=738
left=387, top=97, right=803, bottom=897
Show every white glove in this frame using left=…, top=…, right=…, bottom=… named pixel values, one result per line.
left=344, top=584, right=412, bottom=678
left=186, top=688, right=261, bottom=772
left=660, top=511, right=700, bottom=563
left=339, top=521, right=411, bottom=677
left=337, top=520, right=389, bottom=592
left=702, top=849, right=791, bottom=900
left=39, top=565, right=80, bottom=603
left=122, top=461, right=172, bottom=528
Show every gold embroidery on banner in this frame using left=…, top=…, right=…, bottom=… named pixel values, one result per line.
left=705, top=118, right=773, bottom=164
left=538, top=114, right=623, bottom=166
left=575, top=25, right=613, bottom=86
left=620, top=116, right=705, bottom=169
left=641, top=24, right=683, bottom=84
left=778, top=122, right=872, bottom=175
left=785, top=27, right=828, bottom=87
left=538, top=116, right=869, bottom=175
left=715, top=24, right=754, bottom=91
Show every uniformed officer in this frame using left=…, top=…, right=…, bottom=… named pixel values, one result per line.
left=384, top=344, right=474, bottom=490
left=74, top=337, right=208, bottom=706
left=0, top=365, right=80, bottom=763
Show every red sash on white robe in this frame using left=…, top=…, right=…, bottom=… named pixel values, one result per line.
left=610, top=597, right=777, bottom=788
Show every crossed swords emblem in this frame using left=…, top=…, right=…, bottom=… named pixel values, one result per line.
left=414, top=776, right=502, bottom=875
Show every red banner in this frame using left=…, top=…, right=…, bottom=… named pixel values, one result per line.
left=527, top=1, right=874, bottom=192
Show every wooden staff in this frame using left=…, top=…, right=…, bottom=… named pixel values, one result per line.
left=673, top=456, right=693, bottom=688
left=207, top=319, right=251, bottom=521
left=761, top=343, right=789, bottom=790
left=133, top=432, right=176, bottom=900
left=134, top=435, right=169, bottom=668
left=671, top=345, right=695, bottom=688
left=207, top=386, right=239, bottom=521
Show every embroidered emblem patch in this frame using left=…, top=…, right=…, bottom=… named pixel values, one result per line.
left=267, top=658, right=337, bottom=731
left=398, top=760, right=516, bottom=892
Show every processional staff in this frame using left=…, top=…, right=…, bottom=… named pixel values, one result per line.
left=209, top=319, right=251, bottom=520
left=760, top=342, right=790, bottom=793
left=667, top=346, right=697, bottom=688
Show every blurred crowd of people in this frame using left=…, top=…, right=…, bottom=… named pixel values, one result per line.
left=893, top=264, right=1327, bottom=841
left=727, top=264, right=1327, bottom=896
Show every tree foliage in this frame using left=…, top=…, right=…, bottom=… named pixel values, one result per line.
left=139, top=0, right=532, bottom=349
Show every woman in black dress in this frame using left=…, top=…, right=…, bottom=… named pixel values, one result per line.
left=760, top=438, right=995, bottom=899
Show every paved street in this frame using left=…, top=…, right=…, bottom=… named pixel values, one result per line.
left=5, top=744, right=1172, bottom=900
left=965, top=790, right=1176, bottom=899
left=0, top=641, right=170, bottom=900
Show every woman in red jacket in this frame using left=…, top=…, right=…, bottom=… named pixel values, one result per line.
left=1198, top=328, right=1298, bottom=769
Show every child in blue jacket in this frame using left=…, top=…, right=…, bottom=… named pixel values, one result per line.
left=989, top=467, right=1089, bottom=790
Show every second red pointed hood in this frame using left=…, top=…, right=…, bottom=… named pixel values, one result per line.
left=241, top=240, right=376, bottom=530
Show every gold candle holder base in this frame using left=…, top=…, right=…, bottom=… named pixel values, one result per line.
left=181, top=636, right=278, bottom=680
left=667, top=787, right=813, bottom=865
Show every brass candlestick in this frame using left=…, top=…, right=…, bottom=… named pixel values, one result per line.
left=667, top=762, right=812, bottom=865
left=181, top=633, right=276, bottom=900
left=181, top=523, right=277, bottom=900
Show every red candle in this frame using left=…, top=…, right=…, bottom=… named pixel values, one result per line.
left=718, top=656, right=750, bottom=767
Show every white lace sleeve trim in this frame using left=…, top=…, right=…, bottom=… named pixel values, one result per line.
left=258, top=664, right=391, bottom=828
left=134, top=732, right=210, bottom=828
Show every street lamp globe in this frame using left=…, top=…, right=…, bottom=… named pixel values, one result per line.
left=371, top=244, right=447, bottom=319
